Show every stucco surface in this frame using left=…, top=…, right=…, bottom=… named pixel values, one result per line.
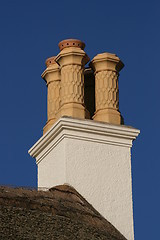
left=38, top=140, right=66, bottom=190
left=65, top=139, right=133, bottom=240
left=37, top=138, right=133, bottom=239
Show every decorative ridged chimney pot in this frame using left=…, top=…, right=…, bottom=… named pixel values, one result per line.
left=91, top=53, right=124, bottom=124
left=55, top=39, right=90, bottom=119
left=41, top=56, right=60, bottom=134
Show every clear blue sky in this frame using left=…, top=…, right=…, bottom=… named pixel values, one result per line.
left=0, top=1, right=159, bottom=239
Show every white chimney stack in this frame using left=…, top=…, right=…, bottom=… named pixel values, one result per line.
left=29, top=39, right=140, bottom=240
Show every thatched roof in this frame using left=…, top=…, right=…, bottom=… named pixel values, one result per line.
left=0, top=185, right=126, bottom=239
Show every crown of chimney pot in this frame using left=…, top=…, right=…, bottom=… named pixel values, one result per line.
left=58, top=39, right=85, bottom=51
left=45, top=56, right=56, bottom=67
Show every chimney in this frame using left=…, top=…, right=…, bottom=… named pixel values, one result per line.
left=29, top=39, right=140, bottom=240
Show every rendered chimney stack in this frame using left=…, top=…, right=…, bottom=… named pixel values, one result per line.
left=55, top=39, right=90, bottom=119
left=90, top=53, right=124, bottom=124
left=29, top=39, right=140, bottom=240
left=41, top=57, right=60, bottom=134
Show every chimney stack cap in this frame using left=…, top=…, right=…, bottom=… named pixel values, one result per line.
left=45, top=56, right=56, bottom=67
left=58, top=39, right=85, bottom=51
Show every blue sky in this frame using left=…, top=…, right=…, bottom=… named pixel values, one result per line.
left=0, top=0, right=160, bottom=239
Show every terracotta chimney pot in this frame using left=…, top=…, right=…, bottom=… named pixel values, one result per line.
left=90, top=52, right=124, bottom=125
left=41, top=56, right=61, bottom=134
left=55, top=39, right=90, bottom=119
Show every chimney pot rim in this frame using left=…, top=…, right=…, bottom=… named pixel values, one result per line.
left=58, top=39, right=85, bottom=51
left=91, top=52, right=124, bottom=71
left=45, top=56, right=56, bottom=67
